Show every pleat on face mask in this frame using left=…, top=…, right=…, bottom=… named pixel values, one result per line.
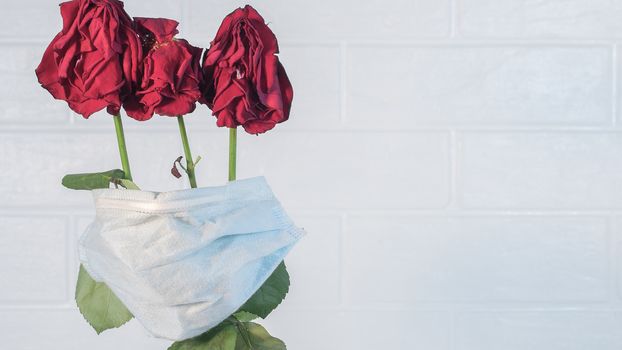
left=78, top=177, right=304, bottom=341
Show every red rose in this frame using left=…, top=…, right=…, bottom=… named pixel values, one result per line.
left=123, top=18, right=203, bottom=121
left=35, top=0, right=142, bottom=118
left=202, top=5, right=293, bottom=134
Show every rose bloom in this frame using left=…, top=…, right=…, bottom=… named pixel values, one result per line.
left=35, top=0, right=141, bottom=118
left=202, top=5, right=293, bottom=134
left=123, top=18, right=203, bottom=121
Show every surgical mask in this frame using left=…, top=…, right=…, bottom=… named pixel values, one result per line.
left=78, top=177, right=304, bottom=340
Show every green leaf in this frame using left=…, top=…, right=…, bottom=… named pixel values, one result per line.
left=168, top=320, right=286, bottom=350
left=238, top=261, right=290, bottom=318
left=233, top=311, right=259, bottom=322
left=168, top=321, right=238, bottom=350
left=206, top=326, right=239, bottom=350
left=242, top=322, right=286, bottom=350
left=75, top=265, right=133, bottom=334
left=62, top=169, right=125, bottom=190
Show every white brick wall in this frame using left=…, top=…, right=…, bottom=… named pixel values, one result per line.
left=1, top=0, right=621, bottom=349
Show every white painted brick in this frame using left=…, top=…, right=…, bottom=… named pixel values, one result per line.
left=0, top=130, right=229, bottom=208
left=262, top=310, right=345, bottom=350
left=457, top=0, right=622, bottom=38
left=237, top=131, right=450, bottom=210
left=614, top=217, right=622, bottom=302
left=123, top=0, right=182, bottom=23
left=460, top=132, right=622, bottom=209
left=186, top=0, right=450, bottom=45
left=264, top=310, right=451, bottom=350
left=0, top=44, right=69, bottom=124
left=0, top=310, right=169, bottom=350
left=0, top=216, right=67, bottom=303
left=70, top=104, right=219, bottom=130
left=0, top=133, right=122, bottom=208
left=348, top=46, right=612, bottom=127
left=0, top=0, right=182, bottom=39
left=616, top=45, right=622, bottom=126
left=71, top=104, right=219, bottom=132
left=280, top=213, right=341, bottom=307
left=339, top=310, right=451, bottom=350
left=455, top=311, right=622, bottom=350
left=344, top=215, right=609, bottom=304
left=277, top=45, right=341, bottom=130
left=1, top=1, right=63, bottom=39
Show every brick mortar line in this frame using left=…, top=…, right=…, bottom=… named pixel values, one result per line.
left=338, top=213, right=347, bottom=308
left=1, top=304, right=619, bottom=312
left=613, top=44, right=619, bottom=127
left=339, top=41, right=348, bottom=125
left=5, top=37, right=622, bottom=46
left=610, top=215, right=622, bottom=303
left=449, top=0, right=458, bottom=39
left=3, top=126, right=622, bottom=133
left=2, top=209, right=622, bottom=216
left=448, top=131, right=459, bottom=209
left=0, top=37, right=449, bottom=47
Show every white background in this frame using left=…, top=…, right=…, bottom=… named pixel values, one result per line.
left=2, top=0, right=622, bottom=349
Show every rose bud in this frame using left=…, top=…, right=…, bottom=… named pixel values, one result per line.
left=201, top=5, right=293, bottom=134
left=35, top=0, right=142, bottom=118
left=123, top=18, right=203, bottom=121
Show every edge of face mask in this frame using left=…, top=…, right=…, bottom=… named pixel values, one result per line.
left=141, top=230, right=305, bottom=341
left=91, top=176, right=274, bottom=214
left=77, top=220, right=104, bottom=282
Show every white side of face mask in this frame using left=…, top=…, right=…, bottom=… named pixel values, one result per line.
left=78, top=177, right=304, bottom=341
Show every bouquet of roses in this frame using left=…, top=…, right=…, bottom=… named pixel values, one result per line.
left=35, top=1, right=301, bottom=349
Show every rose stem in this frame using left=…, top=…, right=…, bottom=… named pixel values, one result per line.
left=228, top=127, right=237, bottom=181
left=113, top=114, right=133, bottom=181
left=177, top=116, right=198, bottom=188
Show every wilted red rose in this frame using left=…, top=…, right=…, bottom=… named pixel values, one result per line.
left=123, top=18, right=203, bottom=121
left=35, top=0, right=142, bottom=118
left=202, top=5, right=293, bottom=134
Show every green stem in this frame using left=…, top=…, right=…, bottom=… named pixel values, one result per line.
left=228, top=127, right=237, bottom=181
left=113, top=114, right=132, bottom=181
left=177, top=116, right=197, bottom=188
